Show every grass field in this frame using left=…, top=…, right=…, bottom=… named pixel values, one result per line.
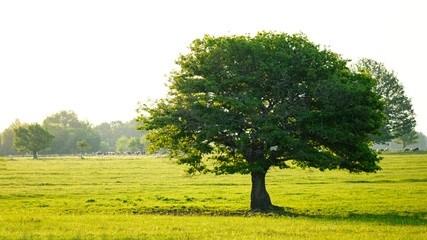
left=0, top=152, right=426, bottom=239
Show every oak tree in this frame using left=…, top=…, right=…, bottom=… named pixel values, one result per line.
left=13, top=123, right=55, bottom=159
left=138, top=32, right=385, bottom=211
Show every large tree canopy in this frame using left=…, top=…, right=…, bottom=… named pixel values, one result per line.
left=138, top=32, right=385, bottom=210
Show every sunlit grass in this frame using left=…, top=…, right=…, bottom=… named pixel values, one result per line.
left=1, top=214, right=424, bottom=240
left=0, top=157, right=5, bottom=170
left=0, top=152, right=426, bottom=239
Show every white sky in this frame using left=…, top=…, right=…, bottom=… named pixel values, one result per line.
left=1, top=0, right=426, bottom=134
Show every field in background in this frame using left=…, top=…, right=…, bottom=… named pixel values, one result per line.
left=0, top=152, right=426, bottom=239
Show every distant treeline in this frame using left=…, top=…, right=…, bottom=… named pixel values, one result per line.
left=373, top=131, right=427, bottom=151
left=0, top=110, right=147, bottom=156
left=1, top=110, right=426, bottom=156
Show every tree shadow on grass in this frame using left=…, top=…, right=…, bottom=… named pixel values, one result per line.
left=132, top=205, right=305, bottom=217
left=253, top=206, right=425, bottom=225
left=132, top=206, right=426, bottom=226
left=261, top=207, right=427, bottom=226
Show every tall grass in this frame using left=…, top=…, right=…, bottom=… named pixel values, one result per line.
left=0, top=153, right=426, bottom=239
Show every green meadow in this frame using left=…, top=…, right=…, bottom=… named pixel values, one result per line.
left=0, top=152, right=426, bottom=239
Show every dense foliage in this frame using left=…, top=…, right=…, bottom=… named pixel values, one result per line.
left=0, top=111, right=145, bottom=156
left=0, top=119, right=21, bottom=155
left=94, top=119, right=146, bottom=151
left=13, top=123, right=55, bottom=159
left=138, top=32, right=385, bottom=210
left=43, top=111, right=100, bottom=154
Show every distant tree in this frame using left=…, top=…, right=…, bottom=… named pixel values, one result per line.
left=116, top=136, right=128, bottom=153
left=393, top=130, right=419, bottom=150
left=43, top=110, right=87, bottom=129
left=110, top=121, right=125, bottom=137
left=415, top=132, right=427, bottom=150
left=355, top=59, right=416, bottom=143
left=94, top=121, right=121, bottom=149
left=73, top=128, right=100, bottom=153
left=138, top=32, right=385, bottom=211
left=127, top=137, right=142, bottom=152
left=77, top=140, right=92, bottom=159
left=13, top=123, right=55, bottom=159
left=122, top=119, right=144, bottom=138
left=99, top=141, right=110, bottom=153
left=43, top=110, right=100, bottom=154
left=140, top=136, right=147, bottom=154
left=94, top=119, right=146, bottom=150
left=0, top=119, right=22, bottom=156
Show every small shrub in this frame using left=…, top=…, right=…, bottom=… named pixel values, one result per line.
left=156, top=195, right=179, bottom=202
left=185, top=196, right=195, bottom=202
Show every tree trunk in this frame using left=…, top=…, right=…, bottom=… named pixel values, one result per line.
left=250, top=171, right=272, bottom=211
left=33, top=151, right=38, bottom=159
